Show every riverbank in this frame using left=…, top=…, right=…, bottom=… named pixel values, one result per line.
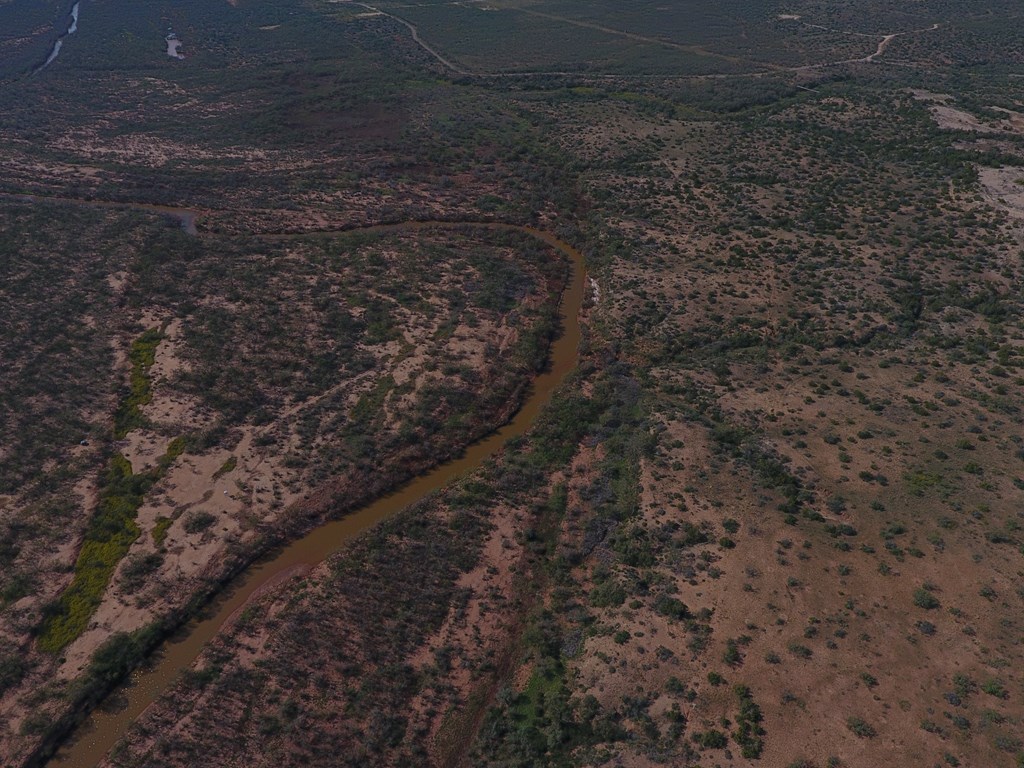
left=23, top=213, right=584, bottom=768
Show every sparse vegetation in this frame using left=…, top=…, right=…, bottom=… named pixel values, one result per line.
left=4, top=0, right=1024, bottom=766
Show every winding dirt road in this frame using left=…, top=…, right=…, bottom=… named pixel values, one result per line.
left=352, top=2, right=943, bottom=81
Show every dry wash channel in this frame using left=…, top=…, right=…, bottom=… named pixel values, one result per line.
left=43, top=217, right=586, bottom=768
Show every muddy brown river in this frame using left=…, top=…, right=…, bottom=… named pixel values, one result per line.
left=45, top=217, right=585, bottom=767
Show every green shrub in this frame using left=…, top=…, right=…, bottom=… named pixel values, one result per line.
left=120, top=552, right=165, bottom=594
left=693, top=729, right=727, bottom=748
left=788, top=642, right=812, bottom=659
left=733, top=684, right=765, bottom=757
left=913, top=588, right=940, bottom=610
left=653, top=594, right=690, bottom=621
left=589, top=580, right=626, bottom=608
left=847, top=716, right=876, bottom=738
left=723, top=640, right=742, bottom=666
left=184, top=511, right=217, bottom=534
left=982, top=679, right=1007, bottom=699
left=0, top=653, right=29, bottom=697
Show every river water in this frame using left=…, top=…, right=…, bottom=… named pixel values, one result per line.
left=38, top=2, right=79, bottom=71
left=0, top=194, right=198, bottom=235
left=45, top=218, right=586, bottom=767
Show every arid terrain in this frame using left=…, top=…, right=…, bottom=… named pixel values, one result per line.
left=1, top=1, right=1023, bottom=767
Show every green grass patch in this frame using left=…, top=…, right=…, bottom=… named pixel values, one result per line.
left=157, top=436, right=187, bottom=472
left=152, top=516, right=173, bottom=547
left=212, top=455, right=237, bottom=480
left=39, top=327, right=183, bottom=650
left=512, top=663, right=565, bottom=729
left=39, top=436, right=186, bottom=652
left=113, top=328, right=162, bottom=439
left=905, top=469, right=944, bottom=496
left=39, top=327, right=182, bottom=650
left=38, top=455, right=148, bottom=652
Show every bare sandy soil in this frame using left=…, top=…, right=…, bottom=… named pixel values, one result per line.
left=930, top=104, right=1002, bottom=133
left=913, top=90, right=1024, bottom=136
left=977, top=166, right=1024, bottom=222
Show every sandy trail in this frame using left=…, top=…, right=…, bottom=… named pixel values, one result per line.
left=353, top=2, right=942, bottom=83
left=789, top=21, right=942, bottom=70
left=354, top=2, right=472, bottom=75
left=497, top=3, right=780, bottom=71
